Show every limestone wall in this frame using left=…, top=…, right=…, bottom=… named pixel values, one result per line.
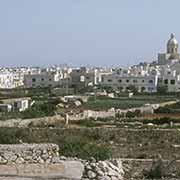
left=0, top=115, right=64, bottom=128
left=0, top=143, right=124, bottom=180
left=0, top=143, right=59, bottom=164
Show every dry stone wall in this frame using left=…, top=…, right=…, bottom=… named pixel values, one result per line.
left=0, top=143, right=59, bottom=164
left=0, top=143, right=124, bottom=180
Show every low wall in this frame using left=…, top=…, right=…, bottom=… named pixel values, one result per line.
left=0, top=144, right=124, bottom=180
left=0, top=161, right=84, bottom=179
left=0, top=143, right=59, bottom=164
left=0, top=143, right=84, bottom=179
left=0, top=115, right=64, bottom=128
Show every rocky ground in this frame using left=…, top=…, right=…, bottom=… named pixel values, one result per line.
left=0, top=143, right=124, bottom=180
left=82, top=158, right=124, bottom=180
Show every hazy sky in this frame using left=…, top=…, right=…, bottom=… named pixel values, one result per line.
left=0, top=0, right=180, bottom=67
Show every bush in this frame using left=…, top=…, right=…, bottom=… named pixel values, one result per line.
left=21, top=102, right=56, bottom=119
left=59, top=136, right=112, bottom=160
left=126, top=111, right=136, bottom=118
left=142, top=117, right=180, bottom=125
left=75, top=119, right=97, bottom=127
left=154, top=107, right=172, bottom=114
left=0, top=128, right=19, bottom=144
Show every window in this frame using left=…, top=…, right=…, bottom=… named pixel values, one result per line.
left=108, top=79, right=112, bottom=82
left=170, top=79, right=175, bottom=85
left=41, top=78, right=44, bottom=81
left=32, top=78, right=36, bottom=82
left=102, top=77, right=104, bottom=82
left=49, top=78, right=52, bottom=81
left=149, top=80, right=153, bottom=84
left=133, top=79, right=137, bottom=83
left=164, top=79, right=168, bottom=84
left=142, top=80, right=145, bottom=83
left=80, top=76, right=85, bottom=82
left=126, top=79, right=129, bottom=83
left=118, top=79, right=122, bottom=83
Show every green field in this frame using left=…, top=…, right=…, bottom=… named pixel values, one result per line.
left=84, top=95, right=178, bottom=110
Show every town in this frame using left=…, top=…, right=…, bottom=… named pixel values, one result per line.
left=2, top=0, right=180, bottom=179
left=0, top=34, right=180, bottom=179
left=1, top=33, right=180, bottom=93
left=0, top=34, right=179, bottom=115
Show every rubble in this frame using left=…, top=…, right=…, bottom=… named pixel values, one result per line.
left=82, top=159, right=124, bottom=180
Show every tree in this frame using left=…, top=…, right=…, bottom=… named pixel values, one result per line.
left=128, top=85, right=138, bottom=94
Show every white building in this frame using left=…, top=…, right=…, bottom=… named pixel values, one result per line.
left=0, top=73, right=15, bottom=89
left=100, top=73, right=158, bottom=93
left=24, top=71, right=61, bottom=88
left=0, top=97, right=31, bottom=112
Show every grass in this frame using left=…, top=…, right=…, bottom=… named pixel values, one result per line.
left=84, top=95, right=178, bottom=110
left=85, top=99, right=143, bottom=110
left=85, top=99, right=158, bottom=110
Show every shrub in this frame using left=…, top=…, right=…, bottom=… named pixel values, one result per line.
left=0, top=128, right=18, bottom=144
left=154, top=107, right=172, bottom=113
left=126, top=111, right=136, bottom=118
left=21, top=102, right=56, bottom=119
left=59, top=136, right=112, bottom=160
left=143, top=157, right=164, bottom=179
left=142, top=117, right=180, bottom=125
left=75, top=119, right=97, bottom=127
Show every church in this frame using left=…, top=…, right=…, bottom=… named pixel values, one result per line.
left=158, top=33, right=180, bottom=64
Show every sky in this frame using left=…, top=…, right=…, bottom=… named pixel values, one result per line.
left=0, top=0, right=180, bottom=67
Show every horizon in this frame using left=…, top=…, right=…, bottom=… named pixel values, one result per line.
left=0, top=0, right=180, bottom=67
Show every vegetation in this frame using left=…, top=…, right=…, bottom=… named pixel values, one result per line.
left=155, top=101, right=180, bottom=114
left=59, top=135, right=112, bottom=160
left=21, top=101, right=56, bottom=119
left=73, top=119, right=98, bottom=127
left=126, top=110, right=141, bottom=118
left=143, top=157, right=180, bottom=179
left=143, top=159, right=164, bottom=179
left=128, top=85, right=139, bottom=94
left=0, top=100, right=58, bottom=120
left=142, top=117, right=180, bottom=125
left=84, top=96, right=169, bottom=110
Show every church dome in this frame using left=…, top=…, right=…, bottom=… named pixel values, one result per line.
left=167, top=33, right=179, bottom=56
left=167, top=33, right=178, bottom=46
